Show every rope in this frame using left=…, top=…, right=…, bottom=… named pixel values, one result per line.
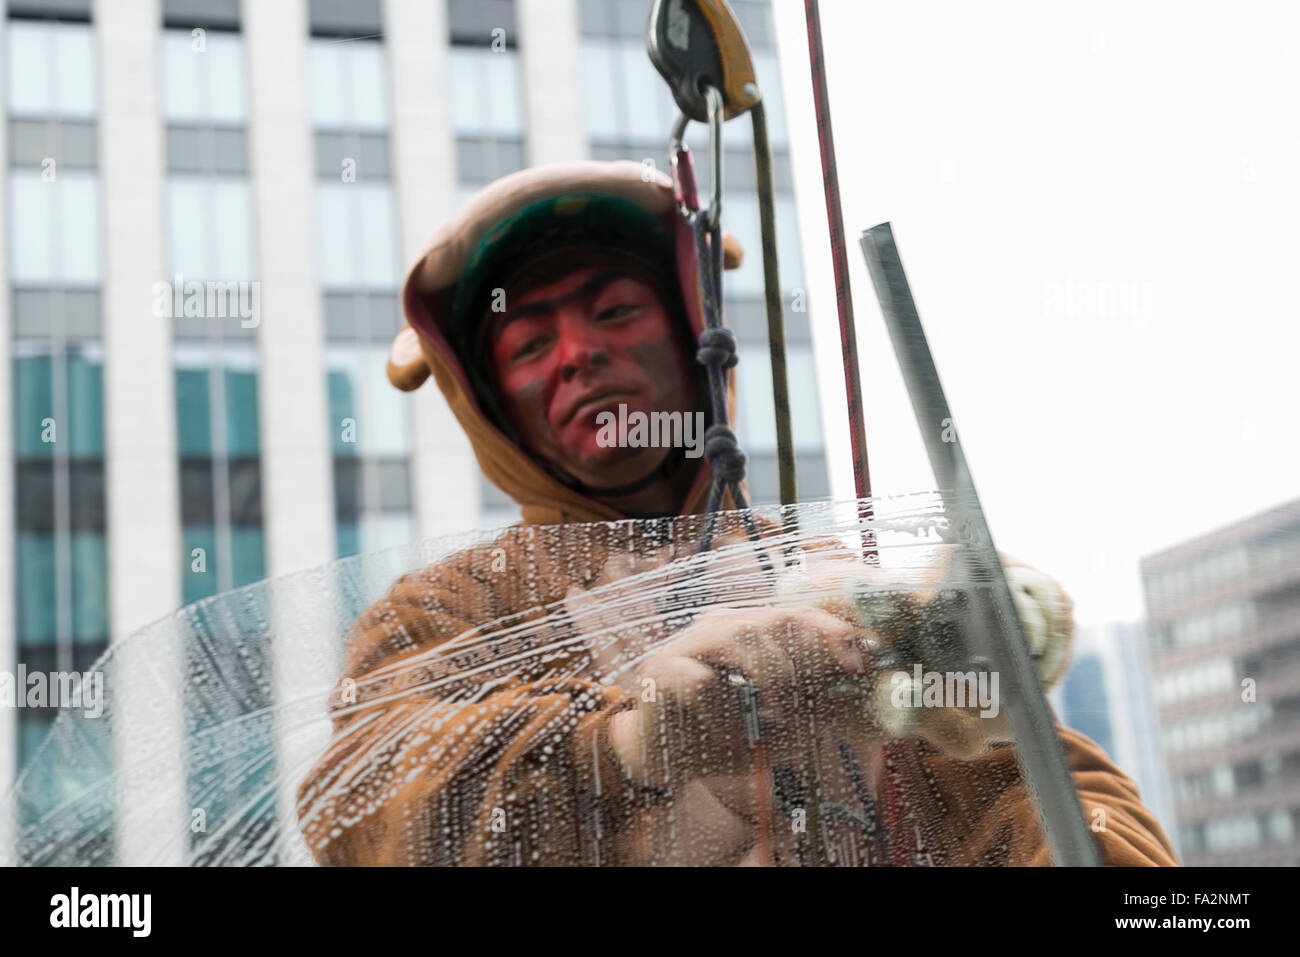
left=804, top=0, right=914, bottom=867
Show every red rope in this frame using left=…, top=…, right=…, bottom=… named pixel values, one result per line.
left=803, top=0, right=911, bottom=867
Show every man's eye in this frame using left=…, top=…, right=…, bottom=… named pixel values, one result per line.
left=513, top=336, right=549, bottom=360
left=597, top=303, right=640, bottom=321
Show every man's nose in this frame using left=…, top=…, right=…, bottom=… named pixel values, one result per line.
left=555, top=317, right=611, bottom=381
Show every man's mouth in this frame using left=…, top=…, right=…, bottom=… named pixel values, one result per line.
left=560, top=388, right=632, bottom=427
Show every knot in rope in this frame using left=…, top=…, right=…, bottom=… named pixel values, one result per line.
left=696, top=327, right=738, bottom=371
left=704, top=424, right=747, bottom=483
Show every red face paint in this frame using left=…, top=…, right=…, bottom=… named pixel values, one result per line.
left=489, top=265, right=697, bottom=490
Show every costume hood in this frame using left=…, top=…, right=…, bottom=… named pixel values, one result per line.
left=387, top=160, right=745, bottom=526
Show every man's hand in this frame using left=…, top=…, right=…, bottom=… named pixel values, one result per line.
left=608, top=605, right=884, bottom=788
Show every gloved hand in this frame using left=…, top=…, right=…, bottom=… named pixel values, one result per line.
left=775, top=547, right=1075, bottom=758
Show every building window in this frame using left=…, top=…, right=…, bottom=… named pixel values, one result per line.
left=161, top=28, right=247, bottom=175
left=308, top=0, right=383, bottom=39
left=448, top=46, right=525, bottom=138
left=447, top=0, right=518, bottom=47
left=446, top=14, right=526, bottom=527
left=166, top=178, right=255, bottom=282
left=8, top=170, right=100, bottom=283
left=4, top=19, right=95, bottom=118
left=309, top=33, right=415, bottom=557
left=161, top=0, right=240, bottom=30
left=6, top=13, right=108, bottom=841
left=162, top=23, right=263, bottom=599
left=161, top=29, right=247, bottom=124
left=328, top=346, right=415, bottom=556
left=309, top=37, right=389, bottom=130
left=174, top=346, right=265, bottom=602
left=315, top=183, right=398, bottom=289
left=579, top=39, right=677, bottom=148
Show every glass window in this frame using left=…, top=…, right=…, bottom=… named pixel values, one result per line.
left=315, top=183, right=397, bottom=289
left=323, top=291, right=400, bottom=341
left=166, top=178, right=255, bottom=280
left=65, top=351, right=104, bottom=456
left=230, top=526, right=265, bottom=587
left=13, top=351, right=104, bottom=458
left=162, top=29, right=246, bottom=123
left=176, top=367, right=213, bottom=455
left=16, top=531, right=57, bottom=645
left=718, top=193, right=804, bottom=298
left=175, top=345, right=264, bottom=598
left=720, top=199, right=762, bottom=297
left=5, top=21, right=96, bottom=118
left=70, top=529, right=108, bottom=641
left=14, top=355, right=54, bottom=457
left=8, top=117, right=98, bottom=169
left=731, top=1, right=774, bottom=49
left=166, top=179, right=207, bottom=277
left=166, top=126, right=248, bottom=175
left=373, top=460, right=410, bottom=510
left=336, top=521, right=360, bottom=559
left=448, top=48, right=524, bottom=137
left=357, top=514, right=413, bottom=554
left=224, top=368, right=260, bottom=457
left=328, top=368, right=357, bottom=456
left=9, top=172, right=101, bottom=284
left=619, top=44, right=675, bottom=143
left=448, top=0, right=518, bottom=46
left=315, top=131, right=390, bottom=180
left=163, top=0, right=240, bottom=29
left=11, top=288, right=97, bottom=341
left=225, top=456, right=262, bottom=527
left=181, top=525, right=217, bottom=604
left=325, top=346, right=409, bottom=456
left=309, top=39, right=389, bottom=130
left=737, top=344, right=822, bottom=454
left=579, top=43, right=620, bottom=141
left=17, top=708, right=114, bottom=828
left=580, top=39, right=678, bottom=145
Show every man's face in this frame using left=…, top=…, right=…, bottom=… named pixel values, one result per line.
left=488, top=263, right=697, bottom=489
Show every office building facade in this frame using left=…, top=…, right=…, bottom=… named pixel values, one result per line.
left=1141, top=498, right=1300, bottom=865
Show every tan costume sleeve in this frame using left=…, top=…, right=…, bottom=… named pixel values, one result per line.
left=907, top=724, right=1179, bottom=866
left=295, top=540, right=655, bottom=866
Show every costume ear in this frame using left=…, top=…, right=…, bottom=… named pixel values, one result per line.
left=386, top=325, right=431, bottom=392
left=721, top=230, right=743, bottom=270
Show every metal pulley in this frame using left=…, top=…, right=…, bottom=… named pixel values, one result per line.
left=647, top=0, right=761, bottom=122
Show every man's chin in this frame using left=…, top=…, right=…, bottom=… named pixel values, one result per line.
left=560, top=444, right=670, bottom=490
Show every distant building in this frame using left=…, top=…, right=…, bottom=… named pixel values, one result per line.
left=1061, top=652, right=1114, bottom=756
left=1056, top=622, right=1178, bottom=852
left=1141, top=497, right=1300, bottom=865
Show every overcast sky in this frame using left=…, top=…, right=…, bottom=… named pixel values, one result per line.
left=770, top=0, right=1300, bottom=626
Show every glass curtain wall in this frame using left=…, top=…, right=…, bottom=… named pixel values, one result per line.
left=159, top=5, right=276, bottom=863
left=6, top=8, right=112, bottom=842
left=447, top=0, right=527, bottom=528
left=309, top=5, right=413, bottom=559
